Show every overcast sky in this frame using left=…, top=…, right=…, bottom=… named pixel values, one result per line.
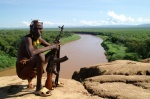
left=0, top=0, right=150, bottom=28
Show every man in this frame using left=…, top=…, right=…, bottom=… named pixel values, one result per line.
left=16, top=20, right=59, bottom=96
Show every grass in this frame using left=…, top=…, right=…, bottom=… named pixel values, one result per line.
left=102, top=41, right=127, bottom=61
left=61, top=34, right=81, bottom=44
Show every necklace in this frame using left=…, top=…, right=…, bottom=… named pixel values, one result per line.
left=33, top=39, right=40, bottom=48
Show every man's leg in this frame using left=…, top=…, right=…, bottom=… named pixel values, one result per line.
left=16, top=59, right=37, bottom=89
left=27, top=77, right=35, bottom=89
left=26, top=51, right=54, bottom=91
left=35, top=53, right=45, bottom=91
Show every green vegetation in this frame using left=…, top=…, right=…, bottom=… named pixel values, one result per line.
left=70, top=27, right=150, bottom=61
left=1, top=27, right=150, bottom=70
left=61, top=34, right=81, bottom=44
left=0, top=29, right=80, bottom=70
left=0, top=55, right=16, bottom=70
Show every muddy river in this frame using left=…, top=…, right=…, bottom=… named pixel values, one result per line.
left=0, top=34, right=108, bottom=79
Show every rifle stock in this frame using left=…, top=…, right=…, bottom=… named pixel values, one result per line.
left=45, top=50, right=55, bottom=90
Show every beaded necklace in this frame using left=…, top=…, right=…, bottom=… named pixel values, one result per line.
left=33, top=39, right=40, bottom=48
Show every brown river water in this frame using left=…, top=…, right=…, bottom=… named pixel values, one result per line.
left=0, top=34, right=107, bottom=79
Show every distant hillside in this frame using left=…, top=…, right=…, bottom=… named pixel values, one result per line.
left=63, top=24, right=150, bottom=29
left=138, top=23, right=150, bottom=27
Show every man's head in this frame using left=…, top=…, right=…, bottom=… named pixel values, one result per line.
left=30, top=20, right=43, bottom=30
left=30, top=20, right=43, bottom=40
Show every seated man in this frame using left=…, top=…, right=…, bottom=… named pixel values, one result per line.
left=16, top=20, right=59, bottom=96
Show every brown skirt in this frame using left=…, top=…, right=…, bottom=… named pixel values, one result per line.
left=16, top=60, right=36, bottom=80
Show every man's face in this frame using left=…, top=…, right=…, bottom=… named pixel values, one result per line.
left=32, top=22, right=43, bottom=40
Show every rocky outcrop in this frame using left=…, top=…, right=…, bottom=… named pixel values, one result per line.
left=140, top=58, right=150, bottom=63
left=72, top=60, right=150, bottom=99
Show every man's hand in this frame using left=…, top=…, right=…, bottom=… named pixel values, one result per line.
left=51, top=43, right=60, bottom=50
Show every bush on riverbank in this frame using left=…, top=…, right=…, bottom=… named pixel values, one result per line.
left=99, top=28, right=150, bottom=61
left=0, top=55, right=16, bottom=70
left=101, top=41, right=127, bottom=61
left=61, top=34, right=81, bottom=44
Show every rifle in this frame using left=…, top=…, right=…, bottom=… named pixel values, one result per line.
left=45, top=25, right=68, bottom=90
left=55, top=25, right=64, bottom=86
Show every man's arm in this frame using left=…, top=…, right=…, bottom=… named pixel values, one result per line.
left=25, top=37, right=58, bottom=57
left=39, top=38, right=51, bottom=46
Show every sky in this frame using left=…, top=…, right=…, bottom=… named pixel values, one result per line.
left=0, top=0, right=150, bottom=28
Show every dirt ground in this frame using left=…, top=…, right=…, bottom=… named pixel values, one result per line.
left=0, top=76, right=100, bottom=99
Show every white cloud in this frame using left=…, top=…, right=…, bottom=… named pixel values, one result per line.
left=107, top=11, right=150, bottom=25
left=21, top=21, right=65, bottom=27
left=43, top=21, right=65, bottom=27
left=137, top=17, right=150, bottom=23
left=22, top=21, right=30, bottom=26
left=80, top=19, right=114, bottom=26
left=43, top=21, right=55, bottom=26
left=79, top=11, right=142, bottom=26
left=107, top=11, right=135, bottom=23
left=22, top=21, right=55, bottom=27
left=80, top=20, right=96, bottom=26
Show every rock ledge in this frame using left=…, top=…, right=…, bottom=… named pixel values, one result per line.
left=72, top=60, right=150, bottom=99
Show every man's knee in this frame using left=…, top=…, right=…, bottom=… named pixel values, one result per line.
left=37, top=53, right=45, bottom=62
